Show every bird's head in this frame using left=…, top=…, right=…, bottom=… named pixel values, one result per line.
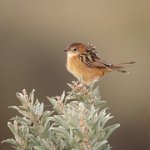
left=64, top=42, right=87, bottom=57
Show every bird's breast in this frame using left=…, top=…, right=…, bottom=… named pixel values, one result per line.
left=66, top=55, right=105, bottom=85
left=67, top=55, right=83, bottom=79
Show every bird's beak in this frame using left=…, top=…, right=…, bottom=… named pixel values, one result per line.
left=64, top=49, right=68, bottom=52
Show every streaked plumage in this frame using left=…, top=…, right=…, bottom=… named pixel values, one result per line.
left=65, top=42, right=135, bottom=85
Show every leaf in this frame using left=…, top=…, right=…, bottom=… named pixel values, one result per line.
left=9, top=106, right=27, bottom=117
left=99, top=144, right=110, bottom=150
left=29, top=89, right=35, bottom=105
left=95, top=101, right=107, bottom=110
left=61, top=91, right=65, bottom=102
left=93, top=109, right=107, bottom=131
left=87, top=106, right=98, bottom=124
left=103, top=124, right=120, bottom=140
left=67, top=83, right=73, bottom=88
left=73, top=128, right=84, bottom=140
left=41, top=111, right=54, bottom=125
left=1, top=139, right=17, bottom=145
left=54, top=116, right=68, bottom=129
left=91, top=86, right=100, bottom=98
left=34, top=146, right=45, bottom=150
left=29, top=136, right=40, bottom=146
left=93, top=140, right=108, bottom=150
left=47, top=97, right=56, bottom=106
left=10, top=116, right=31, bottom=125
left=101, top=114, right=113, bottom=128
left=7, top=122, right=17, bottom=136
left=51, top=127, right=70, bottom=140
left=43, top=117, right=52, bottom=136
left=16, top=92, right=25, bottom=102
left=37, top=103, right=44, bottom=117
left=30, top=127, right=40, bottom=136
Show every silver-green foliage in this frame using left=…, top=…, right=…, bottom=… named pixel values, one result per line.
left=2, top=81, right=120, bottom=150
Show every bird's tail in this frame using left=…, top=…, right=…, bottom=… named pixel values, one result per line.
left=110, top=61, right=136, bottom=73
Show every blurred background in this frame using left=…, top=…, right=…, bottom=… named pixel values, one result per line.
left=0, top=0, right=150, bottom=149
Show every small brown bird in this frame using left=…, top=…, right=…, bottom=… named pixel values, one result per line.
left=64, top=42, right=135, bottom=85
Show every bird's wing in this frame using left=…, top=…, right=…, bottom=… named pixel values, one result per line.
left=79, top=51, right=111, bottom=69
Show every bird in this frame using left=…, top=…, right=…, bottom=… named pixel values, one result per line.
left=64, top=42, right=135, bottom=85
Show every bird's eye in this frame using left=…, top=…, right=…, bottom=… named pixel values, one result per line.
left=73, top=48, right=77, bottom=51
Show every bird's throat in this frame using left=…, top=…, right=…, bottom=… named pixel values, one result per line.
left=67, top=52, right=78, bottom=58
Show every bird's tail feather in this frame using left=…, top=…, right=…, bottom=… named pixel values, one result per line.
left=110, top=61, right=136, bottom=73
